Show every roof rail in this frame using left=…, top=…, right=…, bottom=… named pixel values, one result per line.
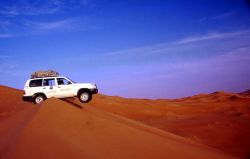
left=31, top=76, right=60, bottom=79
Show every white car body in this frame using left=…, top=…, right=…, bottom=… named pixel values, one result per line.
left=23, top=76, right=98, bottom=103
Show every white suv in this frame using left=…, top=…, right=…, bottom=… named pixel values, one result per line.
left=23, top=76, right=98, bottom=104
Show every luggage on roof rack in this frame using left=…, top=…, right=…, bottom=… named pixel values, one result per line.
left=31, top=70, right=59, bottom=79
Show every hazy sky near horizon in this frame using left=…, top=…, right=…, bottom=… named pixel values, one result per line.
left=0, top=0, right=250, bottom=98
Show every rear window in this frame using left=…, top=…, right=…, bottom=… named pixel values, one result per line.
left=29, top=79, right=43, bottom=87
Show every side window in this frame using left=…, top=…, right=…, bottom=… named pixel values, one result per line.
left=57, top=78, right=72, bottom=85
left=43, top=78, right=55, bottom=86
left=29, top=79, right=43, bottom=87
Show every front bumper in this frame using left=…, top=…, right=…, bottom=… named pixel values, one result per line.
left=90, top=88, right=98, bottom=94
left=22, top=96, right=33, bottom=101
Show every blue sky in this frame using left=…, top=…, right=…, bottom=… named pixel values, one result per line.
left=0, top=0, right=250, bottom=98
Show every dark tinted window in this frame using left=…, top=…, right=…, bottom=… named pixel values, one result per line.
left=29, top=79, right=43, bottom=87
left=43, top=78, right=55, bottom=86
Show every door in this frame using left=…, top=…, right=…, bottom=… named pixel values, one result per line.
left=56, top=77, right=74, bottom=98
left=42, top=78, right=57, bottom=98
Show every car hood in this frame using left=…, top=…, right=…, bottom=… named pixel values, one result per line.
left=74, top=83, right=97, bottom=89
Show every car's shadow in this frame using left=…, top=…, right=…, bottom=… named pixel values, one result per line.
left=60, top=98, right=82, bottom=109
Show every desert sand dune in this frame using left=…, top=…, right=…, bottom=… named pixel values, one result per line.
left=8, top=98, right=234, bottom=159
left=239, top=90, right=250, bottom=97
left=82, top=93, right=250, bottom=159
left=1, top=86, right=248, bottom=159
left=0, top=86, right=39, bottom=159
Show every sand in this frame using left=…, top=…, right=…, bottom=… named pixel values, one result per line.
left=0, top=86, right=38, bottom=159
left=84, top=93, right=250, bottom=159
left=1, top=85, right=249, bottom=159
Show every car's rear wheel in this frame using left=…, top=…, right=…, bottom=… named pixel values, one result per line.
left=33, top=94, right=45, bottom=104
left=78, top=91, right=92, bottom=103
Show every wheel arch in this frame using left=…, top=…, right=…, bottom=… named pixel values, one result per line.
left=77, top=88, right=91, bottom=97
left=33, top=92, right=47, bottom=99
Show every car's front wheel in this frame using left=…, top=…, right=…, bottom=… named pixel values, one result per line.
left=33, top=94, right=45, bottom=104
left=78, top=91, right=92, bottom=103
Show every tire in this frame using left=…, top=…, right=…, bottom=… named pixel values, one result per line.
left=78, top=91, right=92, bottom=103
left=33, top=94, right=45, bottom=104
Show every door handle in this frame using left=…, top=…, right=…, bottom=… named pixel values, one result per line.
left=43, top=87, right=46, bottom=89
left=58, top=86, right=61, bottom=88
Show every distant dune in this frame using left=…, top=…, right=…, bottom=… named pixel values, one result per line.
left=239, top=90, right=250, bottom=97
left=1, top=86, right=249, bottom=159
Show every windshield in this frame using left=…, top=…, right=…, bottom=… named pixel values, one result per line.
left=66, top=77, right=76, bottom=83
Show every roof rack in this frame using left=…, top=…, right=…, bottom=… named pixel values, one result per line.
left=31, top=70, right=59, bottom=79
